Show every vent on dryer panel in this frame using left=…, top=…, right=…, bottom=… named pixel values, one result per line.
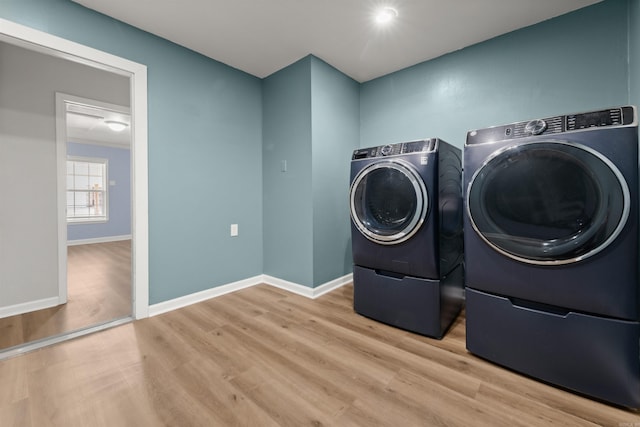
left=545, top=117, right=564, bottom=134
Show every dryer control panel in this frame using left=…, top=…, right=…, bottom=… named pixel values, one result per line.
left=466, top=106, right=636, bottom=145
left=352, top=138, right=437, bottom=159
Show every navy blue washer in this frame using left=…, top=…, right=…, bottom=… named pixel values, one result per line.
left=350, top=138, right=464, bottom=339
left=463, top=106, right=640, bottom=408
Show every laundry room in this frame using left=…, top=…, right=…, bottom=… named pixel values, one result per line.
left=1, top=0, right=640, bottom=425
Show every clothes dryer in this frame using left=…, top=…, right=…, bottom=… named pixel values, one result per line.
left=463, top=106, right=640, bottom=408
left=350, top=138, right=464, bottom=338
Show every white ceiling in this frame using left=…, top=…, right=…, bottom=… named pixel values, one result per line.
left=66, top=103, right=131, bottom=147
left=72, top=0, right=600, bottom=82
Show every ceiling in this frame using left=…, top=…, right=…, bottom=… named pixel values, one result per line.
left=66, top=103, right=131, bottom=147
left=72, top=0, right=601, bottom=82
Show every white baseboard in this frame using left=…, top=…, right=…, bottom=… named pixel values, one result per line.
left=311, top=273, right=353, bottom=298
left=262, top=273, right=353, bottom=299
left=148, top=273, right=353, bottom=317
left=67, top=234, right=132, bottom=246
left=261, top=275, right=315, bottom=298
left=0, top=296, right=60, bottom=319
left=148, top=275, right=263, bottom=317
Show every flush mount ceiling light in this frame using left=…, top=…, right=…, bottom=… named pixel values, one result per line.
left=375, top=6, right=398, bottom=25
left=104, top=120, right=128, bottom=132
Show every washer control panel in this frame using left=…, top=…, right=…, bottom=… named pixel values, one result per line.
left=466, top=106, right=636, bottom=146
left=352, top=138, right=437, bottom=159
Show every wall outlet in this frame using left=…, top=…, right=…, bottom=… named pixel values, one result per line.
left=230, top=224, right=238, bottom=237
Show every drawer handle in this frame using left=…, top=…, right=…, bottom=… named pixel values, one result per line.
left=508, top=297, right=570, bottom=317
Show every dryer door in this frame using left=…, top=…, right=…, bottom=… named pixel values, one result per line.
left=350, top=159, right=428, bottom=245
left=467, top=141, right=629, bottom=264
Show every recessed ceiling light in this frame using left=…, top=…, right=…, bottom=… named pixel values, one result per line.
left=375, top=7, right=398, bottom=25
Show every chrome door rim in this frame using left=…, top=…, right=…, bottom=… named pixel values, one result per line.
left=350, top=159, right=428, bottom=245
left=466, top=140, right=630, bottom=265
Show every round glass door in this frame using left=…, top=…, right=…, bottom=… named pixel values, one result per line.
left=467, top=141, right=629, bottom=264
left=350, top=160, right=428, bottom=245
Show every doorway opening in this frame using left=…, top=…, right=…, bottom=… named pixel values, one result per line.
left=0, top=18, right=148, bottom=359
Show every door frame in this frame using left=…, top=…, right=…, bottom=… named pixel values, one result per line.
left=1, top=18, right=149, bottom=319
left=55, top=93, right=132, bottom=305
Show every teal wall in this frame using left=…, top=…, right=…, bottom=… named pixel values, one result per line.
left=262, top=56, right=359, bottom=287
left=1, top=0, right=264, bottom=304
left=630, top=0, right=640, bottom=107
left=262, top=57, right=314, bottom=286
left=2, top=0, right=638, bottom=299
left=360, top=0, right=631, bottom=149
left=310, top=57, right=359, bottom=286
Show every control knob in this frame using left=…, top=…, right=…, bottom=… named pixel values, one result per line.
left=380, top=144, right=393, bottom=156
left=524, top=119, right=547, bottom=135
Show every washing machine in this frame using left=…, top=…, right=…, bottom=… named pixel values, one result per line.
left=463, top=106, right=640, bottom=408
left=350, top=138, right=464, bottom=338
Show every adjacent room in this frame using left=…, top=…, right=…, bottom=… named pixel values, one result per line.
left=1, top=0, right=640, bottom=425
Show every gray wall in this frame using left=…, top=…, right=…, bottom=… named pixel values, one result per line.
left=0, top=41, right=129, bottom=310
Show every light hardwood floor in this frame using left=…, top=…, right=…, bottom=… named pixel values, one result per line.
left=0, top=240, right=131, bottom=351
left=0, top=283, right=639, bottom=426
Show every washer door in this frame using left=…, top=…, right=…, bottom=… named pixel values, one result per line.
left=467, top=141, right=629, bottom=264
left=350, top=159, right=428, bottom=245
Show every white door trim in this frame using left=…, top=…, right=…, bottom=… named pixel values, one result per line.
left=55, top=93, right=132, bottom=306
left=1, top=18, right=149, bottom=319
left=54, top=94, right=69, bottom=305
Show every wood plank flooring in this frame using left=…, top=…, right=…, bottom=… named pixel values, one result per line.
left=1, top=283, right=639, bottom=426
left=0, top=240, right=131, bottom=351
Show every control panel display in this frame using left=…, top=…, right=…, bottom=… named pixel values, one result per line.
left=566, top=109, right=622, bottom=130
left=403, top=140, right=433, bottom=153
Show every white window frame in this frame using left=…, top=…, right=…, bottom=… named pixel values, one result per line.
left=66, top=156, right=109, bottom=223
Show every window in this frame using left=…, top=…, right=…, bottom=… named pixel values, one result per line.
left=67, top=157, right=108, bottom=222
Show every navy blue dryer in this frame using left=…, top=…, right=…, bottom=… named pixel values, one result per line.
left=463, top=106, right=640, bottom=408
left=350, top=139, right=464, bottom=338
